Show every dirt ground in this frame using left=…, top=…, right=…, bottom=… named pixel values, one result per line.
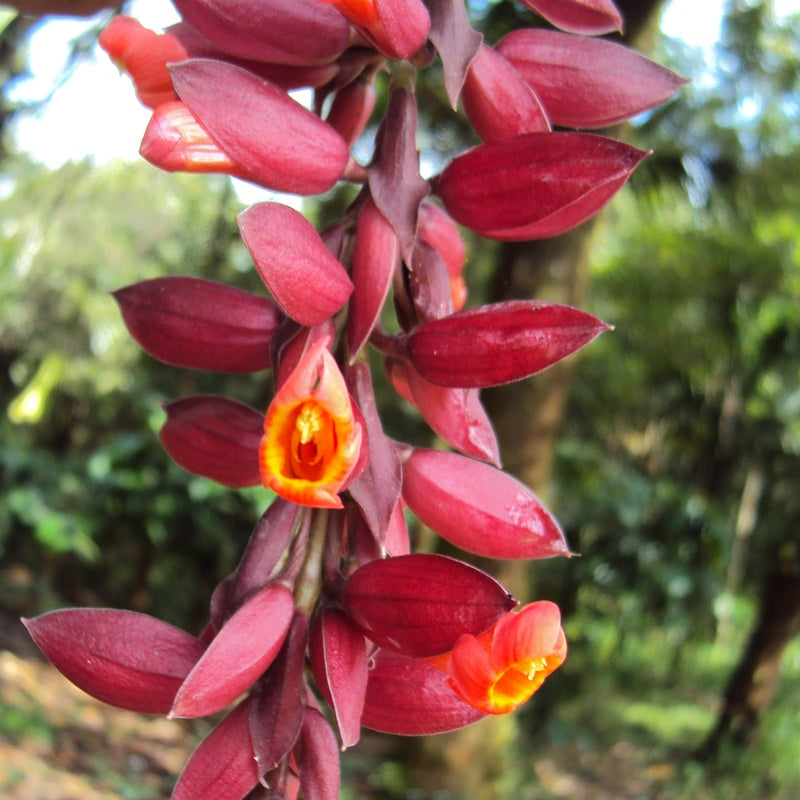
left=0, top=646, right=681, bottom=800
left=0, top=648, right=199, bottom=800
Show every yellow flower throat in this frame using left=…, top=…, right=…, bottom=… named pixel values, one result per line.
left=289, top=401, right=336, bottom=482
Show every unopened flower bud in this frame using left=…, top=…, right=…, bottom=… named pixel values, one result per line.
left=497, top=29, right=688, bottom=129
left=326, top=78, right=377, bottom=148
left=168, top=20, right=341, bottom=89
left=170, top=59, right=349, bottom=194
left=406, top=300, right=611, bottom=388
left=347, top=197, right=399, bottom=358
left=433, top=132, right=648, bottom=241
left=172, top=0, right=350, bottom=66
left=418, top=201, right=468, bottom=311
left=462, top=43, right=549, bottom=142
left=114, top=276, right=282, bottom=373
left=237, top=202, right=353, bottom=327
left=402, top=448, right=570, bottom=559
left=518, top=0, right=622, bottom=35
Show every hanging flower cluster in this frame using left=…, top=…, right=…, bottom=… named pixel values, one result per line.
left=24, top=1, right=685, bottom=798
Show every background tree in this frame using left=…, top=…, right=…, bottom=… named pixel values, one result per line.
left=0, top=159, right=262, bottom=635
left=2, top=2, right=799, bottom=798
left=549, top=0, right=800, bottom=777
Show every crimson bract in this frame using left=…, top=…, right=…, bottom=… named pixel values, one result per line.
left=27, top=2, right=685, bottom=797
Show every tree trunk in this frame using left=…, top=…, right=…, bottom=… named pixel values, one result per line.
left=716, top=463, right=765, bottom=643
left=364, top=4, right=666, bottom=796
left=698, top=543, right=800, bottom=759
left=401, top=4, right=666, bottom=795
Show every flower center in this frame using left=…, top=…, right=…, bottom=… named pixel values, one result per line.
left=489, top=657, right=549, bottom=713
left=290, top=401, right=337, bottom=482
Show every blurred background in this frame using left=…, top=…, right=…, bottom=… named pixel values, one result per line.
left=1, top=1, right=798, bottom=798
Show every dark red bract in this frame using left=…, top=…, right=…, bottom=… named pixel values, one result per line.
left=26, top=1, right=682, bottom=797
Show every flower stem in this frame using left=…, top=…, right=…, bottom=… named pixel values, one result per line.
left=294, top=509, right=329, bottom=615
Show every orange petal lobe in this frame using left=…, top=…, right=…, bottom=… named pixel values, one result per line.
left=99, top=16, right=188, bottom=109
left=259, top=341, right=362, bottom=509
left=442, top=601, right=567, bottom=715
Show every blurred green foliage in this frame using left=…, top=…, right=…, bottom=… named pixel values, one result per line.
left=0, top=1, right=798, bottom=797
left=546, top=0, right=800, bottom=631
left=0, top=157, right=273, bottom=628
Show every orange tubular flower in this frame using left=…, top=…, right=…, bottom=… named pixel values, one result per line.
left=433, top=601, right=567, bottom=715
left=99, top=16, right=188, bottom=109
left=259, top=340, right=362, bottom=509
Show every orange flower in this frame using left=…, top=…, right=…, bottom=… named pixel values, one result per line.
left=431, top=601, right=567, bottom=715
left=259, top=340, right=362, bottom=509
left=99, top=16, right=188, bottom=109
left=314, top=0, right=430, bottom=61
left=449, top=275, right=468, bottom=312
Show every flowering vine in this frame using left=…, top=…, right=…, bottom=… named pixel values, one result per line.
left=23, top=1, right=685, bottom=798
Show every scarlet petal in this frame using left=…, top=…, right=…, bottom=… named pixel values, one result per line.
left=518, top=0, right=623, bottom=35
left=172, top=697, right=259, bottom=800
left=361, top=649, right=485, bottom=735
left=445, top=633, right=497, bottom=706
left=238, top=203, right=353, bottom=326
left=446, top=602, right=568, bottom=715
left=23, top=609, right=205, bottom=714
left=170, top=59, right=349, bottom=195
left=160, top=396, right=263, bottom=487
left=342, top=554, right=516, bottom=658
left=434, top=132, right=647, bottom=241
left=498, top=29, right=687, bottom=129
left=402, top=449, right=570, bottom=560
left=171, top=583, right=294, bottom=718
left=406, top=300, right=610, bottom=389
left=260, top=340, right=362, bottom=509
left=114, top=277, right=280, bottom=373
left=273, top=322, right=335, bottom=390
